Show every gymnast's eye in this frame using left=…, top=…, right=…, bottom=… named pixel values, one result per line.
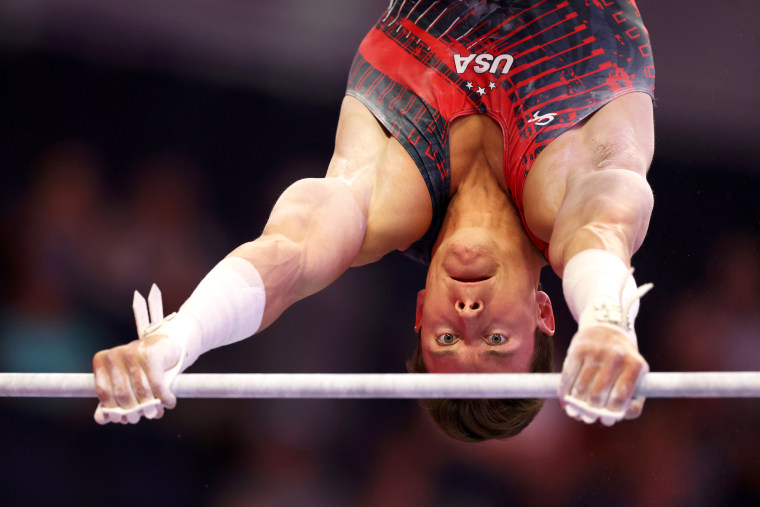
left=436, top=333, right=458, bottom=345
left=485, top=334, right=508, bottom=345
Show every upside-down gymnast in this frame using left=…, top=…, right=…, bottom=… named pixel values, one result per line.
left=93, top=0, right=656, bottom=441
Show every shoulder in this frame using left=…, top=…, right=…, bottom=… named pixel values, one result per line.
left=523, top=92, right=655, bottom=244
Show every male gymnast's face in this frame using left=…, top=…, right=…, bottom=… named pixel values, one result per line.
left=415, top=229, right=554, bottom=373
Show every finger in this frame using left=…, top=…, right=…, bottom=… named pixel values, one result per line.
left=569, top=359, right=603, bottom=402
left=561, top=353, right=603, bottom=423
left=598, top=359, right=645, bottom=425
left=558, top=347, right=584, bottom=403
left=565, top=397, right=600, bottom=424
left=562, top=397, right=607, bottom=424
left=563, top=397, right=595, bottom=423
left=147, top=368, right=176, bottom=410
left=123, top=351, right=154, bottom=406
left=586, top=350, right=625, bottom=410
left=562, top=394, right=582, bottom=420
left=94, top=404, right=108, bottom=425
left=93, top=351, right=117, bottom=409
left=137, top=369, right=161, bottom=420
left=564, top=396, right=625, bottom=426
left=127, top=409, right=141, bottom=424
left=578, top=406, right=599, bottom=424
left=564, top=403, right=581, bottom=421
left=129, top=400, right=162, bottom=423
left=141, top=400, right=159, bottom=420
left=599, top=408, right=627, bottom=426
left=608, top=356, right=648, bottom=414
left=142, top=339, right=180, bottom=408
left=98, top=398, right=163, bottom=424
left=108, top=355, right=140, bottom=411
left=600, top=395, right=645, bottom=426
left=625, top=396, right=646, bottom=420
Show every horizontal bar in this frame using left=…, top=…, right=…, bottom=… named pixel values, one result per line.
left=1, top=372, right=760, bottom=399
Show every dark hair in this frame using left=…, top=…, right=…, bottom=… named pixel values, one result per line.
left=406, top=325, right=554, bottom=442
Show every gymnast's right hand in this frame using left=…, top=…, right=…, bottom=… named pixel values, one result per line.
left=93, top=333, right=182, bottom=424
left=93, top=284, right=196, bottom=424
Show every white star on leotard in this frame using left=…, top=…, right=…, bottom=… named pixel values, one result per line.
left=476, top=86, right=487, bottom=96
left=489, top=81, right=496, bottom=89
left=465, top=81, right=473, bottom=89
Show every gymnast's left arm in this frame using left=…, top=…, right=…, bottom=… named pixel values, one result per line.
left=549, top=167, right=654, bottom=426
left=533, top=93, right=656, bottom=426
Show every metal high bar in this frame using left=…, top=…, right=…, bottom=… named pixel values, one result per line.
left=1, top=372, right=760, bottom=399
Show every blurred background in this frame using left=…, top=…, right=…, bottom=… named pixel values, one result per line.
left=0, top=0, right=759, bottom=505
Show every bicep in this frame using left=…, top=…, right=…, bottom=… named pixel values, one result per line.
left=328, top=95, right=432, bottom=264
left=328, top=96, right=393, bottom=182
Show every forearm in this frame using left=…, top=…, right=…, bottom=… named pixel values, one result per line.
left=93, top=177, right=369, bottom=424
left=148, top=178, right=366, bottom=368
left=548, top=168, right=654, bottom=276
left=554, top=170, right=654, bottom=426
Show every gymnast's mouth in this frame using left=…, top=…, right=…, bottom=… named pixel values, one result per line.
left=442, top=242, right=498, bottom=283
left=450, top=275, right=492, bottom=283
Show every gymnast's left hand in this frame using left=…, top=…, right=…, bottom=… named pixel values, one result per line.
left=558, top=326, right=648, bottom=426
left=92, top=334, right=182, bottom=424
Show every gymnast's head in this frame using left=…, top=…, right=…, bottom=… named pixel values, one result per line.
left=408, top=229, right=555, bottom=441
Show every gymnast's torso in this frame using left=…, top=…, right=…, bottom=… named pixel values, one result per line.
left=345, top=0, right=655, bottom=264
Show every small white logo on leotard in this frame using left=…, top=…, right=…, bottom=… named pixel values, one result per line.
left=528, top=111, right=557, bottom=126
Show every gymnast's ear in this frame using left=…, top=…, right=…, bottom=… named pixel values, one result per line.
left=414, top=290, right=426, bottom=333
left=535, top=290, right=555, bottom=336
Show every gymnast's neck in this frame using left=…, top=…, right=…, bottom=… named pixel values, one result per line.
left=430, top=156, right=546, bottom=285
left=432, top=115, right=546, bottom=276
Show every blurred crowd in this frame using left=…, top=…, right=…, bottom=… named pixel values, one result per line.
left=0, top=143, right=226, bottom=372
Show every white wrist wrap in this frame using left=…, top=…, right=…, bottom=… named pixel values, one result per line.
left=175, top=256, right=266, bottom=369
left=98, top=260, right=265, bottom=424
left=562, top=249, right=652, bottom=344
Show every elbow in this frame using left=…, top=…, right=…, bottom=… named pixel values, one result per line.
left=588, top=177, right=654, bottom=253
left=590, top=168, right=654, bottom=222
left=615, top=172, right=654, bottom=250
left=600, top=172, right=653, bottom=220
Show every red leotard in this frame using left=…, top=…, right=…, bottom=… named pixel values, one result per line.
left=346, top=0, right=655, bottom=264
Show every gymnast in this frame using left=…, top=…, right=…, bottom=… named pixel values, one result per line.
left=93, top=0, right=657, bottom=441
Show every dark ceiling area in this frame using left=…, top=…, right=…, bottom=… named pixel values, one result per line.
left=0, top=0, right=758, bottom=166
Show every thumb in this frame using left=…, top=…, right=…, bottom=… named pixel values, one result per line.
left=140, top=335, right=183, bottom=408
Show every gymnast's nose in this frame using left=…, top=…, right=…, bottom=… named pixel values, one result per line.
left=455, top=299, right=483, bottom=317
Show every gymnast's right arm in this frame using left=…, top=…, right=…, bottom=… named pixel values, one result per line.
left=92, top=96, right=428, bottom=424
left=91, top=176, right=370, bottom=424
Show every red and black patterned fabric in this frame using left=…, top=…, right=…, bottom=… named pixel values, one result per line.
left=346, top=0, right=655, bottom=264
